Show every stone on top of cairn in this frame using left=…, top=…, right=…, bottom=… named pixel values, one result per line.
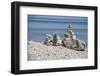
left=67, top=24, right=72, bottom=33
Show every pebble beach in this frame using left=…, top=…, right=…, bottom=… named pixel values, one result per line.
left=27, top=41, right=88, bottom=61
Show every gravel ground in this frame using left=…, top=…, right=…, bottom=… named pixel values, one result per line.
left=27, top=41, right=88, bottom=61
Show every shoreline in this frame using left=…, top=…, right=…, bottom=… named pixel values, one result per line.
left=28, top=41, right=88, bottom=61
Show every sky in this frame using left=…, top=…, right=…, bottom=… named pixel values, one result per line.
left=28, top=15, right=88, bottom=29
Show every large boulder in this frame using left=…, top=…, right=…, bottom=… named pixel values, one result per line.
left=62, top=38, right=85, bottom=51
left=62, top=37, right=73, bottom=48
left=71, top=39, right=86, bottom=51
left=76, top=39, right=86, bottom=51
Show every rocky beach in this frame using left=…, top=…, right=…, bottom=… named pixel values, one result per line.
left=28, top=25, right=88, bottom=61
left=27, top=41, right=88, bottom=61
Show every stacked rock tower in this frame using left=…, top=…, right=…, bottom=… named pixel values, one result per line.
left=44, top=25, right=86, bottom=51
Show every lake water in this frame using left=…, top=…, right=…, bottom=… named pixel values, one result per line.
left=28, top=22, right=88, bottom=46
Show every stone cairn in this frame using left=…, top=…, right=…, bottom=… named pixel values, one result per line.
left=44, top=34, right=62, bottom=46
left=44, top=25, right=86, bottom=51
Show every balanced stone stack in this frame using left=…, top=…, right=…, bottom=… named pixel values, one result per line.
left=62, top=25, right=86, bottom=51
left=52, top=34, right=62, bottom=46
left=44, top=34, right=53, bottom=46
left=62, top=25, right=76, bottom=48
left=44, top=34, right=62, bottom=46
left=44, top=25, right=86, bottom=51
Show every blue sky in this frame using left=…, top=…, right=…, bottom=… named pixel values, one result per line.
left=28, top=15, right=88, bottom=29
